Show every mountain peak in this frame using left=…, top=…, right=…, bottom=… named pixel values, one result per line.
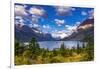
left=77, top=18, right=94, bottom=30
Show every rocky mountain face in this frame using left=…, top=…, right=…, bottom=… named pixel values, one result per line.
left=15, top=24, right=55, bottom=42
left=63, top=18, right=94, bottom=41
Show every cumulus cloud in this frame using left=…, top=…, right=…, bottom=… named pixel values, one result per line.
left=65, top=21, right=80, bottom=31
left=31, top=15, right=40, bottom=23
left=15, top=16, right=22, bottom=20
left=65, top=22, right=80, bottom=34
left=51, top=21, right=80, bottom=39
left=71, top=8, right=76, bottom=11
left=29, top=6, right=48, bottom=24
left=52, top=32, right=68, bottom=39
left=43, top=25, right=51, bottom=29
left=75, top=21, right=81, bottom=25
left=81, top=11, right=87, bottom=16
left=55, top=6, right=75, bottom=16
left=29, top=23, right=39, bottom=28
left=33, top=24, right=39, bottom=28
left=51, top=29, right=71, bottom=39
left=65, top=24, right=77, bottom=31
left=29, top=6, right=46, bottom=16
left=88, top=9, right=94, bottom=19
left=54, top=19, right=65, bottom=26
left=15, top=5, right=28, bottom=16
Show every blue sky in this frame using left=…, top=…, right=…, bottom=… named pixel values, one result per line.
left=14, top=3, right=94, bottom=38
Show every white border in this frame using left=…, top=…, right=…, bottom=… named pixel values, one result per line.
left=14, top=0, right=95, bottom=8
left=11, top=0, right=96, bottom=69
left=11, top=0, right=14, bottom=69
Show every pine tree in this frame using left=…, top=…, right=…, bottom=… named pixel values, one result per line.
left=60, top=42, right=66, bottom=56
left=15, top=39, right=24, bottom=56
left=82, top=42, right=85, bottom=48
left=76, top=43, right=81, bottom=54
left=28, top=37, right=40, bottom=59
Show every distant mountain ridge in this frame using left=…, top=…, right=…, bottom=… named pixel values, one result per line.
left=15, top=24, right=55, bottom=42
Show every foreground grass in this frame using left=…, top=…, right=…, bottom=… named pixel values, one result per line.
left=15, top=51, right=93, bottom=65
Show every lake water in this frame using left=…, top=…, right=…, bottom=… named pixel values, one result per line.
left=38, top=41, right=87, bottom=50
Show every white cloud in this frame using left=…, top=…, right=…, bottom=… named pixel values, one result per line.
left=65, top=21, right=80, bottom=31
left=71, top=8, right=76, bottom=11
left=88, top=9, right=94, bottom=15
left=15, top=16, right=22, bottom=19
left=81, top=11, right=87, bottom=16
left=52, top=32, right=68, bottom=39
left=29, top=7, right=45, bottom=16
left=55, top=6, right=75, bottom=16
left=76, top=21, right=81, bottom=25
left=88, top=10, right=94, bottom=19
left=29, top=7, right=47, bottom=24
left=65, top=25, right=77, bottom=30
left=51, top=21, right=80, bottom=39
left=89, top=16, right=93, bottom=19
left=51, top=30, right=70, bottom=39
left=65, top=24, right=78, bottom=33
left=31, top=15, right=39, bottom=23
left=59, top=33, right=68, bottom=39
left=29, top=23, right=39, bottom=28
left=54, top=19, right=65, bottom=26
left=43, top=25, right=51, bottom=29
left=65, top=25, right=71, bottom=28
left=15, top=5, right=28, bottom=16
left=33, top=24, right=39, bottom=28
